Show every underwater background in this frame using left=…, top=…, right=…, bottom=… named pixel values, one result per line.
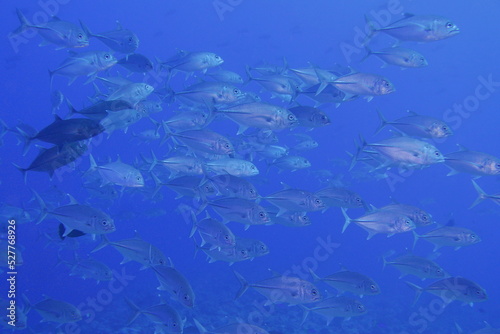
left=1, top=1, right=500, bottom=333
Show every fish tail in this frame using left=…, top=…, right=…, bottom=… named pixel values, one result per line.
left=455, top=323, right=464, bottom=334
left=79, top=20, right=94, bottom=38
left=404, top=281, right=424, bottom=305
left=299, top=304, right=311, bottom=326
left=160, top=121, right=173, bottom=146
left=348, top=134, right=366, bottom=171
left=193, top=319, right=209, bottom=334
left=15, top=126, right=32, bottom=156
left=244, top=65, right=254, bottom=85
left=13, top=8, right=32, bottom=35
left=91, top=234, right=110, bottom=253
left=150, top=171, right=163, bottom=198
left=86, top=154, right=98, bottom=175
left=12, top=162, right=28, bottom=185
left=411, top=230, right=420, bottom=250
left=65, top=98, right=78, bottom=118
left=21, top=294, right=31, bottom=314
left=124, top=298, right=142, bottom=325
left=31, top=189, right=48, bottom=224
left=308, top=268, right=321, bottom=282
left=381, top=250, right=395, bottom=270
left=360, top=45, right=373, bottom=63
left=469, top=180, right=488, bottom=209
left=362, top=14, right=377, bottom=46
left=374, top=109, right=389, bottom=135
left=233, top=270, right=249, bottom=299
left=341, top=207, right=352, bottom=233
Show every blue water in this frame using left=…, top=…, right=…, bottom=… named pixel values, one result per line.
left=1, top=1, right=499, bottom=333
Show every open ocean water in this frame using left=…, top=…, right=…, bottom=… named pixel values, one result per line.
left=0, top=1, right=499, bottom=333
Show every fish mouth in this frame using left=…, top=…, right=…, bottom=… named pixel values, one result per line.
left=449, top=28, right=460, bottom=34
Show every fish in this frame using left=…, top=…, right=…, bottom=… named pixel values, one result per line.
left=22, top=295, right=82, bottom=324
left=163, top=110, right=214, bottom=131
left=208, top=198, right=270, bottom=229
left=206, top=69, right=244, bottom=84
left=413, top=226, right=481, bottom=251
left=366, top=13, right=460, bottom=43
left=117, top=53, right=153, bottom=73
left=194, top=240, right=250, bottom=265
left=235, top=237, right=269, bottom=259
left=13, top=142, right=87, bottom=181
left=288, top=106, right=331, bottom=128
left=20, top=115, right=104, bottom=149
left=13, top=9, right=89, bottom=49
left=194, top=319, right=269, bottom=334
left=445, top=146, right=500, bottom=176
left=67, top=99, right=134, bottom=121
left=189, top=212, right=236, bottom=249
left=81, top=20, right=139, bottom=54
left=58, top=254, right=113, bottom=283
left=88, top=154, right=144, bottom=187
left=173, top=81, right=246, bottom=108
left=268, top=155, right=311, bottom=172
left=309, top=268, right=380, bottom=297
left=159, top=50, right=224, bottom=75
left=50, top=90, right=65, bottom=113
left=99, top=108, right=143, bottom=134
left=149, top=153, right=205, bottom=178
left=151, top=264, right=195, bottom=308
left=106, top=82, right=155, bottom=105
left=315, top=187, right=367, bottom=209
left=362, top=46, right=428, bottom=68
left=354, top=135, right=444, bottom=170
left=382, top=253, right=448, bottom=280
left=341, top=207, right=415, bottom=239
left=330, top=72, right=395, bottom=101
left=92, top=233, right=167, bottom=268
left=126, top=298, right=183, bottom=333
left=264, top=186, right=325, bottom=216
left=254, top=144, right=289, bottom=160
left=267, top=209, right=311, bottom=227
left=153, top=174, right=215, bottom=200
left=49, top=51, right=117, bottom=86
left=204, top=158, right=259, bottom=177
left=301, top=296, right=366, bottom=325
left=405, top=277, right=487, bottom=306
left=207, top=174, right=260, bottom=200
left=377, top=203, right=434, bottom=227
left=234, top=271, right=321, bottom=305
left=216, top=102, right=298, bottom=134
left=470, top=180, right=500, bottom=208
left=164, top=129, right=234, bottom=156
left=375, top=110, right=453, bottom=138
left=246, top=68, right=300, bottom=102
left=35, top=192, right=115, bottom=238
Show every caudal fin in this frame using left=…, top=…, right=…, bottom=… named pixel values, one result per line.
left=13, top=9, right=33, bottom=35
left=374, top=109, right=389, bottom=135
left=469, top=180, right=488, bottom=209
left=233, top=271, right=249, bottom=299
left=405, top=281, right=424, bottom=305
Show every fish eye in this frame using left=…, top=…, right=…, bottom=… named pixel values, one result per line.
left=215, top=55, right=221, bottom=59
left=128, top=37, right=133, bottom=42
left=315, top=199, right=321, bottom=204
left=383, top=81, right=390, bottom=87
left=158, top=259, right=165, bottom=265
left=422, top=215, right=428, bottom=221
left=101, top=220, right=108, bottom=226
left=172, top=322, right=177, bottom=327
left=358, top=305, right=364, bottom=310
left=224, top=143, right=231, bottom=149
left=496, top=163, right=500, bottom=169
left=78, top=33, right=83, bottom=39
left=435, top=151, right=441, bottom=156
left=288, top=114, right=295, bottom=121
left=405, top=219, right=412, bottom=225
left=224, top=235, right=230, bottom=240
left=446, top=22, right=454, bottom=28
left=442, top=126, right=448, bottom=130
left=311, top=289, right=318, bottom=296
left=371, top=284, right=376, bottom=290
left=471, top=234, right=476, bottom=239
left=233, top=88, right=240, bottom=94
left=259, top=212, right=265, bottom=217
left=356, top=198, right=361, bottom=202
left=137, top=176, right=141, bottom=181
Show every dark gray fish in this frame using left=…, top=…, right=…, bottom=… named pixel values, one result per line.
left=14, top=142, right=87, bottom=180
left=59, top=254, right=113, bottom=283
left=382, top=252, right=447, bottom=280
left=207, top=174, right=260, bottom=200
left=301, top=296, right=366, bottom=325
left=264, top=187, right=325, bottom=216
left=315, top=187, right=367, bottom=209
left=126, top=299, right=183, bottom=333
left=363, top=46, right=428, bottom=68
left=376, top=110, right=452, bottom=138
left=20, top=115, right=104, bottom=149
left=118, top=53, right=153, bottom=73
left=413, top=226, right=481, bottom=251
left=166, top=129, right=234, bottom=156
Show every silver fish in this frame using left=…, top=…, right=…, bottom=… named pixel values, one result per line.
left=269, top=155, right=311, bottom=172
left=234, top=271, right=321, bottom=305
left=208, top=198, right=270, bottom=228
left=315, top=187, right=367, bottom=209
left=152, top=265, right=195, bottom=308
left=82, top=20, right=139, bottom=54
left=160, top=50, right=223, bottom=75
left=413, top=226, right=481, bottom=251
left=207, top=174, right=259, bottom=200
left=118, top=53, right=153, bottom=73
left=126, top=299, right=182, bottom=333
left=302, top=296, right=366, bottom=325
left=189, top=212, right=236, bottom=249
left=22, top=295, right=81, bottom=324
left=376, top=110, right=452, bottom=138
left=445, top=147, right=500, bottom=176
left=363, top=46, right=428, bottom=68
left=378, top=203, right=434, bottom=227
left=264, top=187, right=325, bottom=216
left=331, top=72, right=395, bottom=101
left=310, top=268, right=380, bottom=297
left=204, top=158, right=259, bottom=177
left=470, top=180, right=500, bottom=208
left=88, top=155, right=144, bottom=187
left=289, top=106, right=331, bottom=128
left=383, top=253, right=447, bottom=280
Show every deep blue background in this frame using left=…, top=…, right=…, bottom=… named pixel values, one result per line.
left=1, top=1, right=499, bottom=333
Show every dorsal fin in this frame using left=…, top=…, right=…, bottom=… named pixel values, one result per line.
left=115, top=20, right=123, bottom=30
left=66, top=193, right=79, bottom=205
left=456, top=144, right=469, bottom=151
left=54, top=114, right=63, bottom=122
left=405, top=109, right=419, bottom=116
